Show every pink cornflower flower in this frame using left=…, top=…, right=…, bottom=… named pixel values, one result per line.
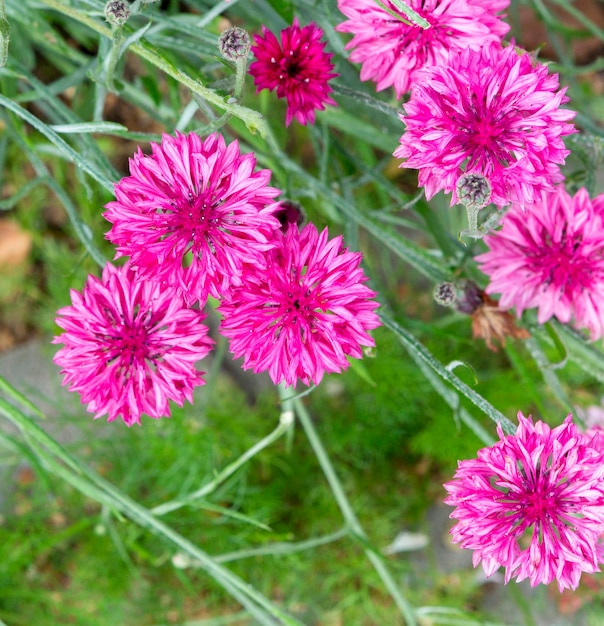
left=104, top=132, right=281, bottom=303
left=249, top=18, right=338, bottom=126
left=444, top=412, right=604, bottom=591
left=394, top=42, right=576, bottom=209
left=335, top=0, right=510, bottom=98
left=218, top=223, right=381, bottom=387
left=476, top=187, right=604, bottom=339
left=53, top=263, right=214, bottom=426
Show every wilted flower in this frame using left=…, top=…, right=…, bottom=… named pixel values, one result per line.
left=104, top=132, right=281, bottom=303
left=394, top=42, right=575, bottom=209
left=454, top=280, right=529, bottom=351
left=335, top=0, right=509, bottom=98
left=444, top=412, right=604, bottom=591
left=476, top=187, right=604, bottom=339
left=53, top=263, right=214, bottom=426
left=249, top=18, right=338, bottom=126
left=218, top=223, right=381, bottom=387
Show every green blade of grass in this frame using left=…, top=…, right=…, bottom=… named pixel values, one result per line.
left=0, top=397, right=306, bottom=626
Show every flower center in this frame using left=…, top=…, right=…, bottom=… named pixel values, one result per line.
left=496, top=460, right=564, bottom=538
left=531, top=229, right=595, bottom=294
left=281, top=285, right=316, bottom=324
left=267, top=274, right=328, bottom=341
left=520, top=487, right=558, bottom=525
left=162, top=190, right=223, bottom=256
left=276, top=43, right=311, bottom=83
left=99, top=308, right=160, bottom=374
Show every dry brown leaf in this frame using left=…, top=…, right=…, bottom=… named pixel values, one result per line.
left=471, top=293, right=530, bottom=352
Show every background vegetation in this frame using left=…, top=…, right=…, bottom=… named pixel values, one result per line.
left=1, top=0, right=604, bottom=624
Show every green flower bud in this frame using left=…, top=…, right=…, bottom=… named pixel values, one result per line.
left=104, top=1, right=130, bottom=26
left=456, top=173, right=492, bottom=210
left=433, top=282, right=457, bottom=307
left=218, top=26, right=251, bottom=62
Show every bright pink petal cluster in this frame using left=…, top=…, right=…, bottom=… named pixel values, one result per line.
left=476, top=187, right=604, bottom=339
left=53, top=263, right=214, bottom=426
left=444, top=412, right=604, bottom=591
left=336, top=0, right=510, bottom=98
left=394, top=42, right=576, bottom=209
left=218, top=223, right=381, bottom=387
left=104, top=131, right=281, bottom=303
left=249, top=18, right=338, bottom=126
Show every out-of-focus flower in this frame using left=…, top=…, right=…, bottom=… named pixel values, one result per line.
left=249, top=18, right=338, bottom=126
left=394, top=43, right=575, bottom=209
left=444, top=412, right=604, bottom=591
left=104, top=132, right=281, bottom=303
left=53, top=263, right=214, bottom=426
left=476, top=187, right=604, bottom=339
left=218, top=223, right=380, bottom=387
left=335, top=0, right=509, bottom=98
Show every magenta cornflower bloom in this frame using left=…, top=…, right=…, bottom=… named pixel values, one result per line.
left=249, top=18, right=338, bottom=126
left=104, top=132, right=281, bottom=303
left=476, top=187, right=604, bottom=339
left=53, top=263, right=214, bottom=426
left=335, top=0, right=510, bottom=98
left=444, top=412, right=604, bottom=591
left=394, top=42, right=576, bottom=208
left=218, top=223, right=381, bottom=387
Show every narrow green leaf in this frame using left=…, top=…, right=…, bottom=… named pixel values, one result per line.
left=347, top=357, right=377, bottom=387
left=542, top=322, right=568, bottom=368
left=193, top=501, right=272, bottom=532
left=50, top=122, right=129, bottom=134
left=445, top=360, right=478, bottom=386
left=0, top=375, right=44, bottom=418
left=375, top=0, right=431, bottom=28
left=0, top=15, right=10, bottom=68
left=0, top=94, right=114, bottom=191
left=546, top=321, right=604, bottom=383
left=380, top=313, right=516, bottom=434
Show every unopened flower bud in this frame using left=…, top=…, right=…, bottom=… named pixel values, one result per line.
left=274, top=201, right=305, bottom=233
left=455, top=280, right=483, bottom=315
left=218, top=26, right=251, bottom=61
left=104, top=1, right=130, bottom=26
left=456, top=173, right=492, bottom=210
left=433, top=282, right=457, bottom=307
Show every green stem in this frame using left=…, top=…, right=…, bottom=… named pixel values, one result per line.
left=37, top=0, right=268, bottom=136
left=152, top=409, right=293, bottom=516
left=104, top=27, right=125, bottom=90
left=175, top=527, right=349, bottom=566
left=0, top=0, right=9, bottom=68
left=290, top=394, right=417, bottom=626
left=233, top=55, right=248, bottom=102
